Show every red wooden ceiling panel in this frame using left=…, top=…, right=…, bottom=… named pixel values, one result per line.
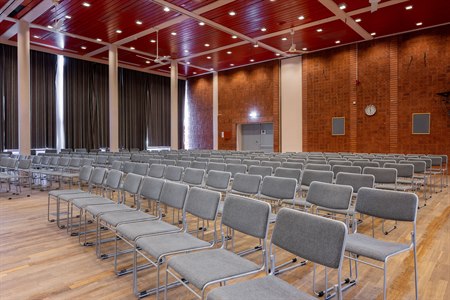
left=179, top=64, right=209, bottom=77
left=0, top=20, right=14, bottom=35
left=353, top=0, right=450, bottom=37
left=123, top=18, right=239, bottom=60
left=0, top=0, right=9, bottom=7
left=32, top=0, right=181, bottom=43
left=13, top=0, right=41, bottom=19
left=260, top=19, right=363, bottom=52
left=201, top=0, right=334, bottom=38
left=167, top=0, right=217, bottom=11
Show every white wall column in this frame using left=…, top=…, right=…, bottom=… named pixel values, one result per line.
left=280, top=56, right=303, bottom=152
left=108, top=45, right=119, bottom=152
left=17, top=20, right=31, bottom=155
left=212, top=71, right=219, bottom=150
left=170, top=60, right=178, bottom=150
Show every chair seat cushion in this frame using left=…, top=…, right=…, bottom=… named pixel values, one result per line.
left=72, top=197, right=114, bottom=208
left=207, top=275, right=314, bottom=300
left=85, top=204, right=134, bottom=216
left=136, top=232, right=210, bottom=259
left=101, top=210, right=157, bottom=226
left=117, top=220, right=180, bottom=241
left=48, top=189, right=84, bottom=197
left=168, top=248, right=260, bottom=289
left=59, top=192, right=99, bottom=201
left=281, top=198, right=311, bottom=207
left=374, top=183, right=397, bottom=190
left=316, top=206, right=355, bottom=216
left=346, top=233, right=410, bottom=261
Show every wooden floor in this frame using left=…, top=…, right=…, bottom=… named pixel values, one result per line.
left=1, top=179, right=449, bottom=300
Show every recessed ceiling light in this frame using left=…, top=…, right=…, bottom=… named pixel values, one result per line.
left=253, top=44, right=259, bottom=48
left=193, top=72, right=197, bottom=74
left=261, top=27, right=267, bottom=32
left=81, top=46, right=87, bottom=50
left=207, top=56, right=211, bottom=59
left=416, top=22, right=423, bottom=26
left=298, top=15, right=305, bottom=20
left=130, top=46, right=135, bottom=50
left=96, top=38, right=102, bottom=41
left=228, top=11, right=236, bottom=16
left=116, top=29, right=122, bottom=34
left=150, top=39, right=156, bottom=43
left=146, top=60, right=151, bottom=64
left=204, top=43, right=210, bottom=47
left=355, top=18, right=361, bottom=23
left=302, top=47, right=308, bottom=51
left=163, top=6, right=170, bottom=12
left=171, top=32, right=177, bottom=36
left=316, top=28, right=323, bottom=32
left=405, top=5, right=413, bottom=10
left=82, top=2, right=90, bottom=7
left=47, top=25, right=53, bottom=29
left=186, top=62, right=191, bottom=65
left=335, top=40, right=341, bottom=44
left=227, top=51, right=232, bottom=54
left=136, top=20, right=142, bottom=25
left=230, top=64, right=234, bottom=66
left=65, top=15, right=71, bottom=19
left=210, top=68, right=214, bottom=71
left=231, top=35, right=237, bottom=39
left=33, top=35, right=40, bottom=39
left=184, top=49, right=189, bottom=53
left=169, top=66, right=171, bottom=68
left=275, top=53, right=281, bottom=56
left=339, top=3, right=346, bottom=10
left=250, top=59, right=254, bottom=62
left=281, top=37, right=288, bottom=41
left=199, top=22, right=205, bottom=26
left=371, top=32, right=376, bottom=36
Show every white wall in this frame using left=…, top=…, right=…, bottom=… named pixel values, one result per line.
left=280, top=56, right=303, bottom=152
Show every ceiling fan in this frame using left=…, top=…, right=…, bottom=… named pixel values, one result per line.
left=369, top=0, right=381, bottom=12
left=153, top=29, right=170, bottom=64
left=285, top=29, right=304, bottom=54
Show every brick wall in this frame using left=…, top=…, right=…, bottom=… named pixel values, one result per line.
left=186, top=74, right=213, bottom=149
left=303, top=25, right=450, bottom=157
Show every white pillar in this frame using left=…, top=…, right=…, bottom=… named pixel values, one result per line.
left=17, top=20, right=31, bottom=155
left=280, top=56, right=303, bottom=152
left=109, top=45, right=119, bottom=152
left=213, top=71, right=219, bottom=150
left=170, top=60, right=178, bottom=150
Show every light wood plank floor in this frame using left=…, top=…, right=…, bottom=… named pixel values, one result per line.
left=1, top=179, right=449, bottom=300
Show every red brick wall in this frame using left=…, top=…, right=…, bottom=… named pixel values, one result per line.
left=303, top=25, right=450, bottom=157
left=186, top=74, right=213, bottom=149
left=218, top=60, right=280, bottom=151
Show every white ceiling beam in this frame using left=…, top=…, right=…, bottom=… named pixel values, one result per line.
left=21, top=0, right=54, bottom=22
left=347, top=0, right=410, bottom=16
left=151, top=0, right=288, bottom=57
left=319, top=0, right=372, bottom=40
left=0, top=0, right=21, bottom=23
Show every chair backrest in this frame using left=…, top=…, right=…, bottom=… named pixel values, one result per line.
left=122, top=161, right=136, bottom=174
left=90, top=167, right=108, bottom=186
left=79, top=165, right=94, bottom=183
left=248, top=165, right=272, bottom=178
left=355, top=188, right=418, bottom=222
left=207, top=162, right=227, bottom=173
left=305, top=163, right=331, bottom=171
left=162, top=159, right=176, bottom=166
left=209, top=158, right=225, bottom=163
left=82, top=158, right=94, bottom=166
left=260, top=176, right=297, bottom=200
left=122, top=173, right=143, bottom=195
left=274, top=167, right=301, bottom=183
left=272, top=208, right=347, bottom=269
left=190, top=161, right=208, bottom=170
left=332, top=165, right=362, bottom=178
left=363, top=167, right=397, bottom=184
left=384, top=163, right=414, bottom=178
left=69, top=158, right=82, bottom=167
left=16, top=159, right=31, bottom=170
left=31, top=156, right=42, bottom=164
left=148, top=164, right=166, bottom=178
left=205, top=170, right=231, bottom=191
left=306, top=182, right=353, bottom=210
left=281, top=162, right=303, bottom=170
left=148, top=158, right=161, bottom=166
left=58, top=157, right=71, bottom=167
left=300, top=169, right=333, bottom=186
left=222, top=194, right=271, bottom=239
left=225, top=158, right=241, bottom=164
left=176, top=160, right=191, bottom=169
left=133, top=163, right=149, bottom=176
left=230, top=173, right=262, bottom=196
left=104, top=169, right=123, bottom=189
left=164, top=165, right=184, bottom=181
left=401, top=160, right=425, bottom=173
left=140, top=177, right=165, bottom=201
left=185, top=187, right=221, bottom=221
left=159, top=181, right=189, bottom=209
left=307, top=159, right=327, bottom=165
left=352, top=161, right=380, bottom=168
left=335, top=172, right=375, bottom=193
left=261, top=161, right=282, bottom=170
left=96, top=155, right=108, bottom=164
left=111, top=160, right=122, bottom=170
left=428, top=156, right=443, bottom=167
left=242, top=159, right=260, bottom=168
left=182, top=168, right=205, bottom=186
left=226, top=163, right=247, bottom=178
left=372, top=159, right=396, bottom=167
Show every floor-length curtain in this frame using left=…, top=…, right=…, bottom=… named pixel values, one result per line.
left=31, top=50, right=57, bottom=149
left=0, top=44, right=18, bottom=151
left=147, top=74, right=171, bottom=147
left=63, top=57, right=109, bottom=151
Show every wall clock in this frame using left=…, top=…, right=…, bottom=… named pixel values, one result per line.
left=365, top=104, right=377, bottom=116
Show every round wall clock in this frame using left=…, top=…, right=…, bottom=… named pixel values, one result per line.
left=365, top=104, right=377, bottom=116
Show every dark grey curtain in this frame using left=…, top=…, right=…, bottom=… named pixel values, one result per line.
left=64, top=57, right=109, bottom=151
left=178, top=79, right=186, bottom=149
left=0, top=44, right=18, bottom=151
left=119, top=68, right=171, bottom=149
left=31, top=50, right=57, bottom=148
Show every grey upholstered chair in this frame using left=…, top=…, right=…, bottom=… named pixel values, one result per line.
left=304, top=163, right=332, bottom=171
left=164, top=165, right=184, bottom=182
left=248, top=165, right=272, bottom=179
left=363, top=167, right=397, bottom=190
left=182, top=168, right=205, bottom=187
left=147, top=164, right=166, bottom=178
left=226, top=163, right=247, bottom=179
left=332, top=165, right=362, bottom=179
left=205, top=170, right=231, bottom=193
